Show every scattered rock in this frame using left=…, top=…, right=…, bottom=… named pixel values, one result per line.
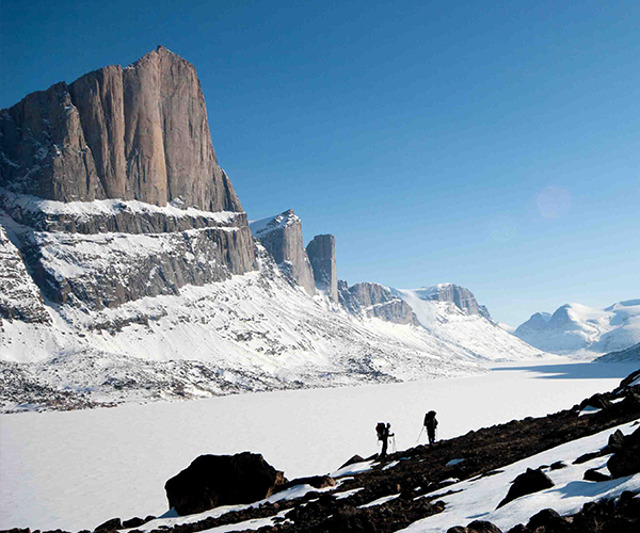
left=497, top=468, right=554, bottom=508
left=339, top=454, right=365, bottom=469
left=93, top=517, right=122, bottom=532
left=164, top=452, right=287, bottom=516
left=583, top=468, right=610, bottom=482
left=607, top=427, right=640, bottom=478
left=549, top=461, right=567, bottom=470
left=467, top=520, right=503, bottom=532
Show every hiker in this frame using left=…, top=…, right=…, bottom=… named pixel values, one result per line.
left=424, top=410, right=438, bottom=445
left=376, top=422, right=394, bottom=459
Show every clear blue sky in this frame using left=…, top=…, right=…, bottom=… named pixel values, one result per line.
left=1, top=0, right=639, bottom=325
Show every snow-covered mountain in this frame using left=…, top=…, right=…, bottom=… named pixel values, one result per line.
left=395, top=286, right=543, bottom=362
left=0, top=47, right=549, bottom=413
left=514, top=300, right=640, bottom=355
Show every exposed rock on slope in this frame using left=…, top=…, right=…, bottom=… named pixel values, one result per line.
left=306, top=234, right=337, bottom=301
left=0, top=196, right=256, bottom=311
left=0, top=46, right=241, bottom=212
left=0, top=225, right=50, bottom=323
left=409, top=283, right=491, bottom=318
left=339, top=281, right=418, bottom=325
left=250, top=210, right=315, bottom=296
left=515, top=300, right=640, bottom=355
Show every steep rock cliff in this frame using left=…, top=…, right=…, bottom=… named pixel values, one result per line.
left=249, top=210, right=315, bottom=296
left=339, top=281, right=418, bottom=325
left=306, top=234, right=338, bottom=301
left=414, top=283, right=491, bottom=318
left=0, top=46, right=241, bottom=212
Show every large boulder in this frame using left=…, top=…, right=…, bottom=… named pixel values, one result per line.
left=607, top=427, right=640, bottom=478
left=164, top=452, right=287, bottom=516
left=497, top=468, right=554, bottom=508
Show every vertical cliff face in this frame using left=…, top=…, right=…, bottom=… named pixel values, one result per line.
left=306, top=234, right=338, bottom=301
left=0, top=46, right=242, bottom=212
left=249, top=210, right=315, bottom=296
left=339, top=281, right=419, bottom=325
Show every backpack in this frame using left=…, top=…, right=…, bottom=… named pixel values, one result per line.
left=376, top=422, right=386, bottom=440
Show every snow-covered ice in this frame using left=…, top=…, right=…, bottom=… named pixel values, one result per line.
left=0, top=359, right=636, bottom=531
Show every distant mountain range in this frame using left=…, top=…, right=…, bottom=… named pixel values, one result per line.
left=514, top=300, right=640, bottom=355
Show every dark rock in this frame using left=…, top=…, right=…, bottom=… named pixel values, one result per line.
left=549, top=461, right=567, bottom=470
left=607, top=429, right=625, bottom=452
left=164, top=452, right=287, bottom=516
left=340, top=454, right=366, bottom=469
left=526, top=508, right=572, bottom=532
left=583, top=468, right=611, bottom=482
left=619, top=367, right=640, bottom=389
left=607, top=427, right=640, bottom=478
left=306, top=234, right=338, bottom=301
left=93, top=517, right=122, bottom=532
left=573, top=450, right=605, bottom=464
left=447, top=527, right=469, bottom=533
left=467, top=520, right=503, bottom=533
left=579, top=393, right=611, bottom=411
left=121, top=517, right=145, bottom=529
left=497, top=468, right=554, bottom=508
left=506, top=526, right=529, bottom=533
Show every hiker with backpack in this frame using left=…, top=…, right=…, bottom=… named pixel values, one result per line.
left=424, top=410, right=438, bottom=445
left=376, top=422, right=394, bottom=459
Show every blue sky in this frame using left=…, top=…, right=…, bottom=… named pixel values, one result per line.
left=1, top=0, right=638, bottom=325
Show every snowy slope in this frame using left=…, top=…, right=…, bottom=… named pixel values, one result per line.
left=515, top=300, right=640, bottom=355
left=3, top=243, right=514, bottom=411
left=395, top=288, right=545, bottom=361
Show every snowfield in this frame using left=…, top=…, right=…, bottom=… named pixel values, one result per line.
left=0, top=359, right=636, bottom=531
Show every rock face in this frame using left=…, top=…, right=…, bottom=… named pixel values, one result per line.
left=607, top=427, right=640, bottom=478
left=339, top=281, right=418, bottom=325
left=0, top=225, right=50, bottom=323
left=306, top=234, right=338, bottom=301
left=0, top=46, right=242, bottom=212
left=417, top=283, right=491, bottom=319
left=164, top=452, right=286, bottom=516
left=250, top=210, right=315, bottom=296
left=0, top=47, right=257, bottom=314
left=497, top=468, right=554, bottom=508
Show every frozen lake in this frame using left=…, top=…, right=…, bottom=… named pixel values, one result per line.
left=0, top=359, right=636, bottom=531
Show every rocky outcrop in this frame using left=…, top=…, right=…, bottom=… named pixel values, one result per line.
left=607, top=427, right=640, bottom=478
left=339, top=281, right=418, bottom=325
left=250, top=210, right=315, bottom=296
left=0, top=46, right=242, bottom=213
left=164, top=452, right=287, bottom=516
left=0, top=225, right=50, bottom=323
left=306, top=234, right=337, bottom=301
left=16, top=221, right=256, bottom=310
left=417, top=283, right=491, bottom=318
left=497, top=468, right=554, bottom=508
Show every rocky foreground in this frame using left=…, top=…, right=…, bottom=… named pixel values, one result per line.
left=5, top=370, right=638, bottom=533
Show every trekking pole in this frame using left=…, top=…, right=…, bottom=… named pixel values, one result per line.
left=416, top=426, right=425, bottom=444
